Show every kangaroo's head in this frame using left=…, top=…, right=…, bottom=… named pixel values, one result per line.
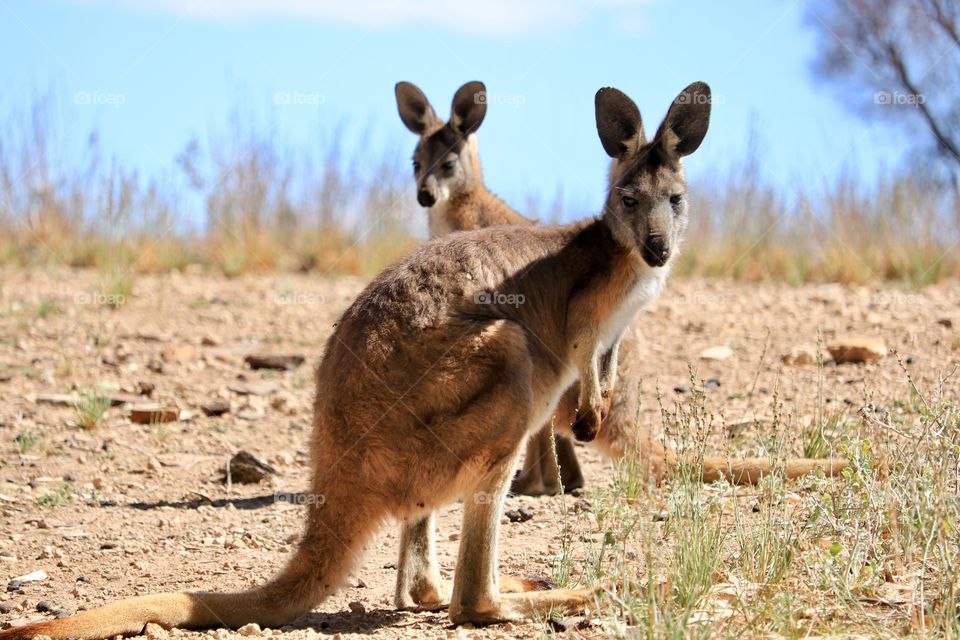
left=395, top=81, right=488, bottom=208
left=595, top=82, right=711, bottom=269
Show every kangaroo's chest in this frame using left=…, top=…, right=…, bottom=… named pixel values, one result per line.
left=598, top=268, right=667, bottom=349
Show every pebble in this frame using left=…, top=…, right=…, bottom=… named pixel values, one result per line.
left=673, top=385, right=689, bottom=394
left=705, top=378, right=721, bottom=389
left=0, top=602, right=14, bottom=613
left=236, top=623, right=262, bottom=637
left=347, top=601, right=366, bottom=615
left=200, top=399, right=230, bottom=417
left=700, top=345, right=733, bottom=361
left=504, top=507, right=534, bottom=523
left=35, top=600, right=55, bottom=612
left=828, top=335, right=887, bottom=364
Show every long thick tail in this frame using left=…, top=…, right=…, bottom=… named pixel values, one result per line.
left=1, top=492, right=376, bottom=640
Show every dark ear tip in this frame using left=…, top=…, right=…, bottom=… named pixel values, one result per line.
left=595, top=86, right=622, bottom=105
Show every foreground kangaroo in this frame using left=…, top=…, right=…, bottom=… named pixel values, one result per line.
left=0, top=83, right=839, bottom=640
left=394, top=80, right=850, bottom=494
left=395, top=80, right=585, bottom=496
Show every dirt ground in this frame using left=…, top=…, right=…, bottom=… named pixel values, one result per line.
left=0, top=269, right=957, bottom=639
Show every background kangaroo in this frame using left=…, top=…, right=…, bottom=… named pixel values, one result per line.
left=395, top=80, right=851, bottom=494
left=0, top=81, right=715, bottom=639
left=395, top=79, right=586, bottom=496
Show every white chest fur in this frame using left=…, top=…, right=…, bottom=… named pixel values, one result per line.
left=427, top=201, right=456, bottom=239
left=599, top=267, right=668, bottom=349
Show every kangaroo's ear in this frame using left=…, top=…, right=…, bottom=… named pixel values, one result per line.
left=654, top=81, right=711, bottom=159
left=396, top=81, right=440, bottom=135
left=449, top=81, right=487, bottom=136
left=595, top=87, right=645, bottom=159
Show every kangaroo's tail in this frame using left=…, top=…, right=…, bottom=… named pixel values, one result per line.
left=1, top=488, right=376, bottom=640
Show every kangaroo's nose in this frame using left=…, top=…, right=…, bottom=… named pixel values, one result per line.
left=641, top=235, right=670, bottom=267
left=417, top=188, right=436, bottom=208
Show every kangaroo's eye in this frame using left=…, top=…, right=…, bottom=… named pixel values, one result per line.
left=442, top=161, right=456, bottom=172
left=621, top=195, right=637, bottom=208
left=669, top=193, right=683, bottom=206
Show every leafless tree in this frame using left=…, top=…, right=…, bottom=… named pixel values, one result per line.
left=807, top=0, right=959, bottom=184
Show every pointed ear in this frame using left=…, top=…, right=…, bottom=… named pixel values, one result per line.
left=395, top=81, right=440, bottom=135
left=449, top=81, right=487, bottom=136
left=654, top=81, right=711, bottom=158
left=595, top=87, right=645, bottom=159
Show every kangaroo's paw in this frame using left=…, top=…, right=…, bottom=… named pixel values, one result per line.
left=395, top=579, right=451, bottom=611
left=510, top=469, right=551, bottom=497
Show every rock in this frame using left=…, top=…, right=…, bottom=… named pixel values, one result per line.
left=135, top=381, right=156, bottom=397
left=35, top=394, right=79, bottom=407
left=6, top=579, right=21, bottom=591
left=0, top=602, right=13, bottom=613
left=13, top=570, right=47, bottom=583
left=143, top=623, right=169, bottom=640
left=201, top=336, right=219, bottom=346
left=160, top=345, right=197, bottom=364
left=200, top=399, right=230, bottom=417
left=0, top=371, right=13, bottom=382
left=244, top=354, right=305, bottom=371
left=705, top=378, right=721, bottom=389
left=347, top=601, right=366, bottom=615
left=236, top=623, right=262, bottom=637
left=828, top=336, right=887, bottom=364
left=938, top=318, right=953, bottom=329
left=103, top=392, right=153, bottom=407
left=236, top=404, right=265, bottom=421
left=228, top=381, right=279, bottom=396
left=504, top=507, right=534, bottom=523
left=781, top=344, right=820, bottom=366
left=36, top=600, right=55, bottom=612
left=699, top=345, right=733, bottom=361
left=226, top=451, right=277, bottom=484
left=129, top=404, right=179, bottom=424
left=672, top=385, right=689, bottom=394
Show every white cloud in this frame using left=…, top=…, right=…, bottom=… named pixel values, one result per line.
left=71, top=0, right=655, bottom=37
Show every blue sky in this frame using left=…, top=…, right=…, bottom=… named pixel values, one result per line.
left=0, top=0, right=904, bottom=221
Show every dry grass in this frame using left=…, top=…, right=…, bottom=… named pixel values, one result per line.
left=561, top=368, right=960, bottom=638
left=1, top=96, right=957, bottom=285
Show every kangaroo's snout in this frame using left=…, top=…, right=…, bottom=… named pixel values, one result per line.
left=641, top=234, right=670, bottom=267
left=417, top=188, right=437, bottom=208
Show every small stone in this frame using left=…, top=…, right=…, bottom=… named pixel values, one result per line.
left=35, top=394, right=79, bottom=407
left=781, top=344, right=820, bottom=366
left=244, top=354, right=306, bottom=371
left=504, top=507, right=533, bottom=523
left=236, top=404, right=265, bottom=421
left=0, top=602, right=14, bottom=613
left=705, top=378, right=721, bottom=389
left=828, top=336, right=887, bottom=364
left=347, top=601, right=365, bottom=615
left=672, top=385, right=689, bottom=394
left=200, top=399, right=230, bottom=417
left=13, top=570, right=47, bottom=583
left=129, top=404, right=179, bottom=424
left=228, top=381, right=280, bottom=396
left=699, top=345, right=733, bottom=361
left=938, top=318, right=953, bottom=329
left=236, top=623, right=262, bottom=637
left=36, top=600, right=55, bottom=612
left=7, top=579, right=22, bottom=591
left=448, top=533, right=460, bottom=541
left=226, top=451, right=277, bottom=484
left=160, top=345, right=197, bottom=364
